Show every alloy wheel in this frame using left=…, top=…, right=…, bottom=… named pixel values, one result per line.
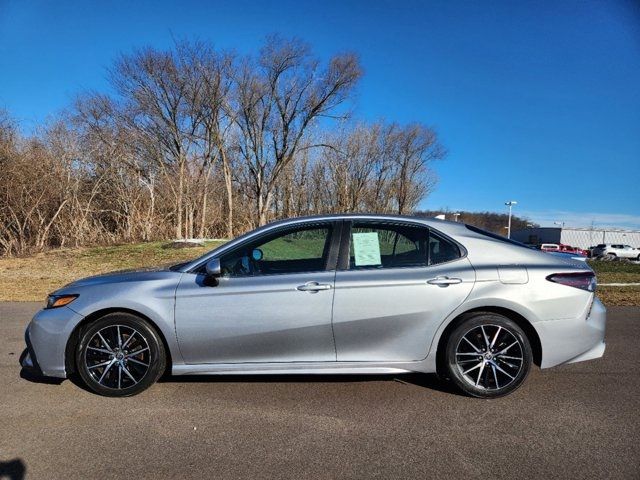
left=84, top=324, right=151, bottom=390
left=454, top=324, right=524, bottom=391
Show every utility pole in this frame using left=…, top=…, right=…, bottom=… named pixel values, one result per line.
left=505, top=201, right=517, bottom=239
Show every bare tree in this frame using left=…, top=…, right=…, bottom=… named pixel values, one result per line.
left=195, top=46, right=236, bottom=237
left=0, top=38, right=447, bottom=257
left=386, top=123, right=443, bottom=214
left=311, top=122, right=441, bottom=215
left=234, top=36, right=361, bottom=226
left=110, top=43, right=205, bottom=238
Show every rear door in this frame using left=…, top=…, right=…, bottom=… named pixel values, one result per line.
left=331, top=221, right=475, bottom=362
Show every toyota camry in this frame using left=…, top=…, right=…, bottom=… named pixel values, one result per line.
left=21, top=214, right=606, bottom=398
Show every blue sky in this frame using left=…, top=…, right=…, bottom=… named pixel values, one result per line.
left=1, top=0, right=639, bottom=228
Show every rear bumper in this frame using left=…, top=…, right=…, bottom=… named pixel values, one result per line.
left=565, top=340, right=606, bottom=365
left=537, top=297, right=606, bottom=368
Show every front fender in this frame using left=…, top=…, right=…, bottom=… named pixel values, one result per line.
left=64, top=277, right=184, bottom=367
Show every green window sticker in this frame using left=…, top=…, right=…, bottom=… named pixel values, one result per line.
left=352, top=232, right=382, bottom=266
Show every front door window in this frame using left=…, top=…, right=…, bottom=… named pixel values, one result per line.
left=221, top=225, right=333, bottom=276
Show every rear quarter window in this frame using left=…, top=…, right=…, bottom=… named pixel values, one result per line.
left=428, top=232, right=461, bottom=265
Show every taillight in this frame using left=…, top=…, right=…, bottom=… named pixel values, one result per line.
left=546, top=272, right=596, bottom=292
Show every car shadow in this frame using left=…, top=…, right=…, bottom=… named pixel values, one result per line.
left=19, top=368, right=100, bottom=395
left=159, top=372, right=464, bottom=396
left=0, top=458, right=26, bottom=480
left=19, top=367, right=64, bottom=386
left=19, top=365, right=464, bottom=397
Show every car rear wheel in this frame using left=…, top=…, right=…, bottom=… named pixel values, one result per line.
left=444, top=313, right=532, bottom=398
left=76, top=313, right=165, bottom=397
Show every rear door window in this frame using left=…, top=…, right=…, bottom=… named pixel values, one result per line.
left=349, top=223, right=429, bottom=269
left=347, top=222, right=461, bottom=269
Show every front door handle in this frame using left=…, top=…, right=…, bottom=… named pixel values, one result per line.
left=427, top=276, right=463, bottom=287
left=296, top=281, right=332, bottom=293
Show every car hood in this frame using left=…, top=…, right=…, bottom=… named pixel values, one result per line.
left=58, top=267, right=182, bottom=291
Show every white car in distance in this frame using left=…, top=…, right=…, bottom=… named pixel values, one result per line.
left=592, top=244, right=640, bottom=260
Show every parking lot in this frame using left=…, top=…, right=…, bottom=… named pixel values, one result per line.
left=1, top=303, right=639, bottom=479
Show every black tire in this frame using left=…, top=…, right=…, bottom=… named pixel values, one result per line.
left=75, top=312, right=166, bottom=397
left=444, top=313, right=532, bottom=398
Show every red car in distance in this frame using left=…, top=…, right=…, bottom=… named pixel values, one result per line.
left=538, top=243, right=588, bottom=256
left=558, top=244, right=588, bottom=256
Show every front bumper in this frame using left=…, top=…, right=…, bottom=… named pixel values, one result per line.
left=21, top=306, right=84, bottom=378
left=19, top=329, right=43, bottom=375
left=536, top=297, right=607, bottom=369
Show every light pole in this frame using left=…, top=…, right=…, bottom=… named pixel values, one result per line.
left=505, top=201, right=517, bottom=239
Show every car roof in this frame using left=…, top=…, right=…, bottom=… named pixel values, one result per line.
left=266, top=213, right=454, bottom=225
left=261, top=213, right=469, bottom=232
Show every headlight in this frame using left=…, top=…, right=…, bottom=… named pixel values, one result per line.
left=46, top=294, right=78, bottom=309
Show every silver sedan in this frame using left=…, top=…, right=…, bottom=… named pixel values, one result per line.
left=21, top=214, right=606, bottom=398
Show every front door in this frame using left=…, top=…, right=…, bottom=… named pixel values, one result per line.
left=332, top=221, right=475, bottom=362
left=175, top=222, right=339, bottom=364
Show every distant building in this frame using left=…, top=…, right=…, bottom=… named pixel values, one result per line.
left=511, top=227, right=640, bottom=249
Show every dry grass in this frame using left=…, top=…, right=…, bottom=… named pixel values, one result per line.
left=596, top=286, right=640, bottom=307
left=1, top=243, right=639, bottom=306
left=0, top=241, right=225, bottom=302
left=589, top=260, right=640, bottom=306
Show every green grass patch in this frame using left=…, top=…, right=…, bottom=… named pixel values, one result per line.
left=262, top=238, right=328, bottom=260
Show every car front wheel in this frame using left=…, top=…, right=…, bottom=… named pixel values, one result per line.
left=75, top=313, right=166, bottom=397
left=444, top=313, right=532, bottom=398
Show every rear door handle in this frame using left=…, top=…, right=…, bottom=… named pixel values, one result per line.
left=427, top=276, right=463, bottom=287
left=296, top=281, right=332, bottom=293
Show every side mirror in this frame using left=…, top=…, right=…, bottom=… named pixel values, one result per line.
left=205, top=258, right=222, bottom=277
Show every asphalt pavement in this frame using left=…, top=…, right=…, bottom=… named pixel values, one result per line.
left=1, top=302, right=639, bottom=479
